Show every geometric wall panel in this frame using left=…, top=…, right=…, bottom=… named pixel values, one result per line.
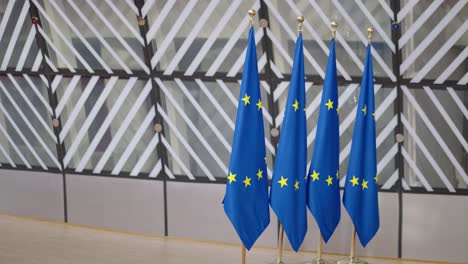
left=32, top=0, right=148, bottom=73
left=399, top=0, right=467, bottom=84
left=0, top=74, right=59, bottom=169
left=0, top=0, right=466, bottom=194
left=54, top=76, right=158, bottom=175
left=402, top=85, right=467, bottom=192
left=0, top=1, right=41, bottom=71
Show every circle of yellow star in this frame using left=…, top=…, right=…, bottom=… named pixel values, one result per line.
left=256, top=100, right=262, bottom=110
left=350, top=175, right=359, bottom=187
left=310, top=170, right=320, bottom=181
left=326, top=175, right=333, bottom=186
left=243, top=176, right=251, bottom=188
left=362, top=179, right=368, bottom=190
left=256, top=169, right=263, bottom=180
left=325, top=99, right=334, bottom=110
left=294, top=180, right=299, bottom=190
left=362, top=104, right=367, bottom=115
left=278, top=176, right=288, bottom=188
left=227, top=172, right=236, bottom=184
left=241, top=94, right=250, bottom=105
left=292, top=99, right=299, bottom=111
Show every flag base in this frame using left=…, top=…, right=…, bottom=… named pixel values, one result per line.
left=303, top=258, right=333, bottom=264
left=337, top=257, right=368, bottom=264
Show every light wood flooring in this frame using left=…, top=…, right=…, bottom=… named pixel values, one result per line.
left=0, top=214, right=455, bottom=264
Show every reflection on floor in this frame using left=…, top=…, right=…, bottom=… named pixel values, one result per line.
left=0, top=214, right=453, bottom=264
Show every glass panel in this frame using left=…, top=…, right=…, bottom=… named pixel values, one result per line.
left=403, top=86, right=467, bottom=190
left=0, top=1, right=40, bottom=70
left=0, top=74, right=58, bottom=168
left=400, top=0, right=468, bottom=82
left=147, top=0, right=263, bottom=74
left=56, top=76, right=157, bottom=175
left=266, top=0, right=394, bottom=79
left=159, top=79, right=273, bottom=180
left=35, top=0, right=147, bottom=72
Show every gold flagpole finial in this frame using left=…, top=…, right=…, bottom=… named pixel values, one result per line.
left=368, top=27, right=374, bottom=43
left=297, top=16, right=304, bottom=33
left=331, top=21, right=338, bottom=39
left=248, top=9, right=256, bottom=27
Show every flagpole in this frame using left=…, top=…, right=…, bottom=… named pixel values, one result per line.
left=338, top=27, right=374, bottom=264
left=350, top=227, right=356, bottom=259
left=272, top=16, right=305, bottom=264
left=311, top=21, right=338, bottom=264
left=276, top=224, right=284, bottom=264
left=235, top=9, right=256, bottom=264
left=337, top=227, right=367, bottom=264
left=242, top=245, right=246, bottom=264
left=315, top=232, right=328, bottom=264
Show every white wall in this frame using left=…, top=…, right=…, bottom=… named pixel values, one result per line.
left=66, top=174, right=165, bottom=236
left=0, top=169, right=64, bottom=222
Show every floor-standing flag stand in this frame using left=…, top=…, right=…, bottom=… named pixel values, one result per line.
left=337, top=27, right=377, bottom=264
left=309, top=232, right=329, bottom=264
left=337, top=227, right=367, bottom=264
left=223, top=9, right=270, bottom=264
left=270, top=15, right=307, bottom=264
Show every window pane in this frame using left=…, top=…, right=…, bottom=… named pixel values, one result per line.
left=0, top=74, right=59, bottom=168
left=55, top=76, right=158, bottom=176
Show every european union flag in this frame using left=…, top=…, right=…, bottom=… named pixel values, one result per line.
left=306, top=39, right=340, bottom=243
left=270, top=33, right=307, bottom=252
left=223, top=27, right=269, bottom=250
left=343, top=44, right=379, bottom=247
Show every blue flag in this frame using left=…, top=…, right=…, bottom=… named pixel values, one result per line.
left=306, top=39, right=341, bottom=243
left=269, top=34, right=307, bottom=252
left=223, top=27, right=269, bottom=250
left=343, top=44, right=379, bottom=247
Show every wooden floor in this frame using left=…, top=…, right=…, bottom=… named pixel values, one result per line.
left=0, top=214, right=450, bottom=264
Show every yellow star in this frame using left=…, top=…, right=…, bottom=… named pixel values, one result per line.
left=256, top=169, right=263, bottom=180
left=264, top=156, right=267, bottom=164
left=227, top=172, right=236, bottom=184
left=294, top=180, right=299, bottom=190
left=374, top=175, right=379, bottom=183
left=241, top=94, right=250, bottom=105
left=325, top=99, right=334, bottom=110
left=310, top=170, right=320, bottom=181
left=278, top=176, right=288, bottom=188
left=362, top=179, right=368, bottom=190
left=243, top=176, right=251, bottom=187
left=350, top=175, right=359, bottom=187
left=326, top=175, right=333, bottom=186
left=336, top=170, right=340, bottom=179
left=372, top=112, right=376, bottom=117
left=256, top=100, right=262, bottom=110
left=362, top=104, right=367, bottom=116
left=292, top=99, right=299, bottom=111
left=336, top=107, right=340, bottom=114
